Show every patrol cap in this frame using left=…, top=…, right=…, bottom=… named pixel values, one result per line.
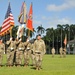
left=36, top=34, right=41, bottom=39
left=29, top=39, right=35, bottom=43
left=0, top=39, right=2, bottom=41
left=0, top=37, right=3, bottom=41
left=37, top=34, right=41, bottom=37
left=26, top=36, right=29, bottom=39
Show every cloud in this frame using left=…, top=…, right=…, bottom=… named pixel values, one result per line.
left=33, top=20, right=42, bottom=28
left=40, top=16, right=75, bottom=28
left=46, top=0, right=75, bottom=11
left=33, top=15, right=75, bottom=29
left=47, top=17, right=75, bottom=28
left=57, top=18, right=71, bottom=24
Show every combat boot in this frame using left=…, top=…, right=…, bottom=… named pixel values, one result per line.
left=36, top=67, right=38, bottom=70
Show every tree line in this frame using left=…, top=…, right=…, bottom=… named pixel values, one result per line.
left=0, top=24, right=75, bottom=54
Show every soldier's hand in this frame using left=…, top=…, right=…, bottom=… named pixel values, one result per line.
left=19, top=39, right=22, bottom=42
left=10, top=37, right=12, bottom=41
left=33, top=52, right=35, bottom=55
left=27, top=39, right=29, bottom=42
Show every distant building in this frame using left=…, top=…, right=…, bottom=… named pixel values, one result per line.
left=67, top=39, right=75, bottom=54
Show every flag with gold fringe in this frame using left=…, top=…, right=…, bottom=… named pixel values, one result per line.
left=0, top=2, right=14, bottom=36
left=26, top=3, right=33, bottom=31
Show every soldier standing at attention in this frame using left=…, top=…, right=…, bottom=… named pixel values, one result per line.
left=23, top=37, right=31, bottom=66
left=33, top=34, right=46, bottom=70
left=13, top=38, right=19, bottom=66
left=51, top=47, right=55, bottom=57
left=24, top=42, right=31, bottom=66
left=16, top=38, right=24, bottom=66
left=30, top=39, right=36, bottom=66
left=63, top=47, right=66, bottom=57
left=6, top=37, right=16, bottom=67
left=0, top=39, right=5, bottom=67
left=59, top=47, right=63, bottom=58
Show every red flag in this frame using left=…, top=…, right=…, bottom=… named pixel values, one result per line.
left=0, top=2, right=14, bottom=36
left=64, top=34, right=67, bottom=46
left=26, top=3, right=33, bottom=31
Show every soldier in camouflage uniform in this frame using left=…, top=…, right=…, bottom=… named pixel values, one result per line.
left=63, top=47, right=66, bottom=57
left=24, top=43, right=31, bottom=66
left=23, top=38, right=31, bottom=66
left=6, top=37, right=16, bottom=66
left=51, top=47, right=55, bottom=57
left=30, top=39, right=36, bottom=66
left=0, top=39, right=5, bottom=67
left=59, top=47, right=63, bottom=58
left=33, top=34, right=46, bottom=70
left=16, top=38, right=24, bottom=66
left=13, top=38, right=19, bottom=66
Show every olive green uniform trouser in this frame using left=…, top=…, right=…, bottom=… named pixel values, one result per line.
left=24, top=50, right=31, bottom=65
left=35, top=52, right=43, bottom=69
left=0, top=51, right=3, bottom=66
left=13, top=50, right=17, bottom=65
left=31, top=53, right=35, bottom=66
left=60, top=52, right=63, bottom=58
left=7, top=51, right=14, bottom=66
left=63, top=51, right=66, bottom=57
left=16, top=50, right=23, bottom=65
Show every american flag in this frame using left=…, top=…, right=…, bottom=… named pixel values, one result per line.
left=0, top=2, right=14, bottom=36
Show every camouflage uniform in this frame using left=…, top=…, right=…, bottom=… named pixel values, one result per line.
left=16, top=41, right=24, bottom=66
left=24, top=42, right=31, bottom=66
left=33, top=39, right=46, bottom=70
left=51, top=47, right=55, bottom=57
left=6, top=40, right=16, bottom=66
left=59, top=47, right=63, bottom=58
left=63, top=48, right=66, bottom=57
left=30, top=43, right=35, bottom=66
left=13, top=39, right=19, bottom=66
left=0, top=41, right=5, bottom=66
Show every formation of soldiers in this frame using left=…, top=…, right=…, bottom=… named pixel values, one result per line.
left=59, top=47, right=66, bottom=58
left=51, top=47, right=66, bottom=57
left=0, top=34, right=46, bottom=70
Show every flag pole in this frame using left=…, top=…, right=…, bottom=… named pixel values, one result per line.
left=10, top=27, right=12, bottom=37
left=28, top=29, right=30, bottom=38
left=8, top=0, right=12, bottom=38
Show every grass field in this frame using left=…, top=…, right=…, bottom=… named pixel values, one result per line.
left=0, top=54, right=75, bottom=75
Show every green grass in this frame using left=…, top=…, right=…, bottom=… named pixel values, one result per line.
left=0, top=54, right=75, bottom=75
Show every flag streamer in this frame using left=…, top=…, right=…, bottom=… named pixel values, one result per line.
left=18, top=1, right=27, bottom=24
left=17, top=24, right=24, bottom=39
left=17, top=1, right=27, bottom=38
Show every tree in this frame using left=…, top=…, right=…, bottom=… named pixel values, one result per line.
left=70, top=24, right=75, bottom=40
left=25, top=28, right=36, bottom=38
left=36, top=25, right=45, bottom=35
left=12, top=26, right=18, bottom=38
left=62, top=24, right=69, bottom=41
left=57, top=24, right=63, bottom=47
